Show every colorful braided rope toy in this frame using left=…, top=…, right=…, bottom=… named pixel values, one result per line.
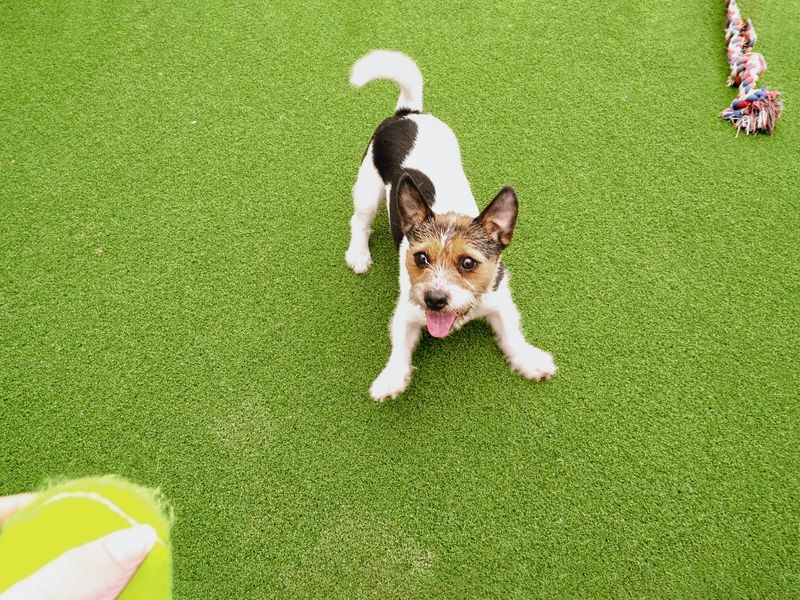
left=721, top=0, right=782, bottom=135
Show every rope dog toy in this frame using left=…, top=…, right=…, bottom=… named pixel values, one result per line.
left=721, top=0, right=782, bottom=135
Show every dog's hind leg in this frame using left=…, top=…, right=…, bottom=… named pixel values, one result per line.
left=346, top=144, right=385, bottom=274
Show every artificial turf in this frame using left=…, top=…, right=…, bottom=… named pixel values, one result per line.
left=1, top=1, right=798, bottom=597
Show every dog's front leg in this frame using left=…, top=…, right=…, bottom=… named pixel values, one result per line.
left=370, top=300, right=422, bottom=401
left=485, top=286, right=557, bottom=382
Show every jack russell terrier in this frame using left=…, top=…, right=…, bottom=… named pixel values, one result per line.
left=345, top=50, right=557, bottom=401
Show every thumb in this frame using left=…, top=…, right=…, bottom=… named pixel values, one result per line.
left=0, top=524, right=157, bottom=600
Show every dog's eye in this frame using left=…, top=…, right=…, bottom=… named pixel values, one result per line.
left=460, top=256, right=477, bottom=271
left=414, top=252, right=429, bottom=267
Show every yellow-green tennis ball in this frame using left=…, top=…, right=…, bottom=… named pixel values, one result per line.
left=0, top=476, right=172, bottom=599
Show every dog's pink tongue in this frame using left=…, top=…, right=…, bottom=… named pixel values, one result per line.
left=426, top=311, right=457, bottom=338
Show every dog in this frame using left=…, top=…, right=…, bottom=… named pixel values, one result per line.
left=346, top=50, right=557, bottom=401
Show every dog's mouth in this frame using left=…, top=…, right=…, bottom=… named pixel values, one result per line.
left=425, top=311, right=457, bottom=338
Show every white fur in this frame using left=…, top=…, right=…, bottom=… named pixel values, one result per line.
left=369, top=298, right=423, bottom=400
left=350, top=50, right=424, bottom=112
left=345, top=142, right=384, bottom=273
left=409, top=265, right=473, bottom=315
left=347, top=51, right=556, bottom=400
left=348, top=114, right=476, bottom=276
left=402, top=113, right=478, bottom=216
left=476, top=276, right=558, bottom=381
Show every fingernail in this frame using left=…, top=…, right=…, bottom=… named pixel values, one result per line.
left=104, top=525, right=158, bottom=567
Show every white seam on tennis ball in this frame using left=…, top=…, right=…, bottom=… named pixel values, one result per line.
left=41, top=492, right=166, bottom=546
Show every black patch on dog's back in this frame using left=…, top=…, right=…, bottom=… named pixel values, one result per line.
left=371, top=115, right=418, bottom=184
left=389, top=168, right=435, bottom=247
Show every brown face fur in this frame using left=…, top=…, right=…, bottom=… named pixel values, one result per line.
left=395, top=173, right=518, bottom=315
left=405, top=213, right=502, bottom=315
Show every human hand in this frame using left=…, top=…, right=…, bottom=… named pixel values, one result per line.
left=0, top=493, right=156, bottom=600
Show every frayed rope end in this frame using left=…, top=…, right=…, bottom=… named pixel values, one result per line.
left=721, top=89, right=782, bottom=135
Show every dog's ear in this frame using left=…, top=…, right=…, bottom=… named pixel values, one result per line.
left=397, top=173, right=433, bottom=234
left=476, top=186, right=518, bottom=248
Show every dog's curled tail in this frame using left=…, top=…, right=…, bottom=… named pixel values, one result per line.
left=350, top=50, right=423, bottom=113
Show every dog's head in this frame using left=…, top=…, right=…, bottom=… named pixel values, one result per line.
left=397, top=173, right=518, bottom=338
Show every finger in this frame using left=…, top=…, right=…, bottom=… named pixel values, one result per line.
left=0, top=524, right=157, bottom=600
left=0, top=494, right=37, bottom=525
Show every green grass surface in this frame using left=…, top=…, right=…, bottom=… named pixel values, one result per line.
left=2, top=1, right=798, bottom=597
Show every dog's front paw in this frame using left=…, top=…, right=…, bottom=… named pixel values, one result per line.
left=510, top=345, right=557, bottom=382
left=370, top=364, right=412, bottom=402
left=346, top=248, right=373, bottom=274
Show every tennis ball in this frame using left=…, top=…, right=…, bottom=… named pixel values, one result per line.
left=0, top=476, right=172, bottom=599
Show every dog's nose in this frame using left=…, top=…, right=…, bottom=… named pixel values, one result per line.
left=424, top=291, right=448, bottom=311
